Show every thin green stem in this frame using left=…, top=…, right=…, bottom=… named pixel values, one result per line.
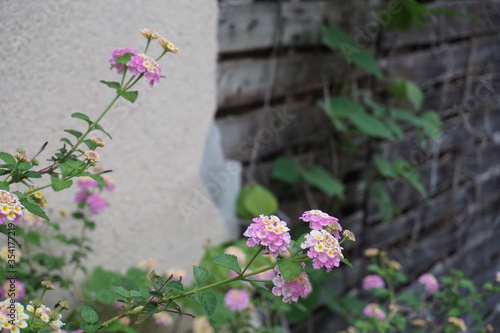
left=241, top=246, right=264, bottom=276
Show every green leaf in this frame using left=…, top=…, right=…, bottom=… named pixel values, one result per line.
left=99, top=80, right=121, bottom=90
left=81, top=323, right=101, bottom=333
left=165, top=280, right=184, bottom=295
left=200, top=290, right=217, bottom=315
left=84, top=139, right=98, bottom=150
left=111, top=286, right=130, bottom=299
left=83, top=172, right=108, bottom=187
left=236, top=185, right=278, bottom=218
left=60, top=137, right=74, bottom=147
left=149, top=270, right=166, bottom=292
left=321, top=25, right=383, bottom=78
left=94, top=124, right=112, bottom=139
left=193, top=266, right=210, bottom=285
left=0, top=152, right=16, bottom=165
left=81, top=305, right=99, bottom=324
left=64, top=129, right=83, bottom=139
left=116, top=53, right=134, bottom=65
left=71, top=112, right=93, bottom=125
left=50, top=175, right=73, bottom=191
left=369, top=181, right=396, bottom=222
left=388, top=77, right=423, bottom=109
left=271, top=156, right=302, bottom=183
left=325, top=97, right=393, bottom=140
left=0, top=181, right=9, bottom=191
left=393, top=158, right=427, bottom=198
left=59, top=158, right=86, bottom=178
left=340, top=258, right=353, bottom=268
left=17, top=162, right=31, bottom=171
left=26, top=231, right=41, bottom=246
left=373, top=155, right=397, bottom=178
left=212, top=254, right=242, bottom=275
left=120, top=90, right=139, bottom=103
left=420, top=110, right=442, bottom=139
left=277, top=258, right=303, bottom=282
left=20, top=197, right=49, bottom=221
left=135, top=301, right=158, bottom=324
left=301, top=166, right=344, bottom=198
left=363, top=97, right=386, bottom=117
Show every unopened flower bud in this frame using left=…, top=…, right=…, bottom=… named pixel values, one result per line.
left=388, top=260, right=401, bottom=270
left=32, top=299, right=42, bottom=307
left=84, top=150, right=100, bottom=164
left=343, top=230, right=355, bottom=242
left=41, top=280, right=54, bottom=290
left=16, top=148, right=26, bottom=154
left=91, top=137, right=105, bottom=147
left=31, top=159, right=39, bottom=166
left=58, top=301, right=69, bottom=310
left=364, top=248, right=380, bottom=257
left=140, top=28, right=160, bottom=40
left=15, top=152, right=29, bottom=162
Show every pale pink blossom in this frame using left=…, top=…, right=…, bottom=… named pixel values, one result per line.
left=363, top=275, right=385, bottom=291
left=86, top=194, right=107, bottom=214
left=301, top=229, right=343, bottom=272
left=363, top=303, right=386, bottom=320
left=418, top=273, right=439, bottom=293
left=243, top=215, right=291, bottom=257
left=224, top=289, right=250, bottom=312
left=272, top=265, right=312, bottom=303
left=299, top=210, right=342, bottom=238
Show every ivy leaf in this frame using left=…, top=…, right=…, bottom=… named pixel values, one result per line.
left=271, top=156, right=302, bottom=183
left=277, top=259, right=304, bottom=282
left=325, top=97, right=393, bottom=140
left=212, top=254, right=242, bottom=275
left=393, top=158, right=427, bottom=198
left=193, top=266, right=209, bottom=285
left=81, top=305, right=99, bottom=324
left=236, top=185, right=278, bottom=218
left=120, top=90, right=138, bottom=103
left=321, top=25, right=383, bottom=79
left=200, top=290, right=217, bottom=316
left=388, top=77, right=423, bottom=109
left=0, top=152, right=16, bottom=165
left=373, top=155, right=397, bottom=178
left=301, top=166, right=344, bottom=198
left=71, top=112, right=93, bottom=125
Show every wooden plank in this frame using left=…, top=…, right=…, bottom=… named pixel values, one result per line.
left=218, top=1, right=343, bottom=53
left=381, top=1, right=500, bottom=50
left=217, top=53, right=337, bottom=108
left=379, top=35, right=500, bottom=85
left=216, top=101, right=329, bottom=162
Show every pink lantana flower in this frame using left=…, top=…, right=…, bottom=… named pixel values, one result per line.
left=272, top=265, right=312, bottom=303
left=110, top=48, right=140, bottom=74
left=363, top=303, right=386, bottom=320
left=76, top=176, right=99, bottom=189
left=86, top=194, right=107, bottom=215
left=224, top=289, right=250, bottom=312
left=301, top=229, right=343, bottom=272
left=300, top=210, right=342, bottom=238
left=418, top=273, right=439, bottom=293
left=127, top=53, right=162, bottom=87
left=363, top=275, right=385, bottom=291
left=243, top=215, right=291, bottom=257
left=0, top=279, right=25, bottom=301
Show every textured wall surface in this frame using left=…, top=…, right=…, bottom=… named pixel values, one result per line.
left=0, top=0, right=230, bottom=273
left=216, top=0, right=500, bottom=330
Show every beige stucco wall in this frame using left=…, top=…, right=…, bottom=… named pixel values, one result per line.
left=0, top=1, right=230, bottom=274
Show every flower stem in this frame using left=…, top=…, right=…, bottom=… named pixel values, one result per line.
left=241, top=246, right=264, bottom=276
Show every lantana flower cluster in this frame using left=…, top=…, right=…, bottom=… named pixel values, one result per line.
left=0, top=280, right=25, bottom=302
left=243, top=215, right=291, bottom=257
left=0, top=190, right=24, bottom=225
left=300, top=210, right=348, bottom=272
left=26, top=301, right=65, bottom=332
left=0, top=299, right=29, bottom=332
left=242, top=209, right=352, bottom=304
left=109, top=29, right=179, bottom=88
left=74, top=176, right=114, bottom=215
